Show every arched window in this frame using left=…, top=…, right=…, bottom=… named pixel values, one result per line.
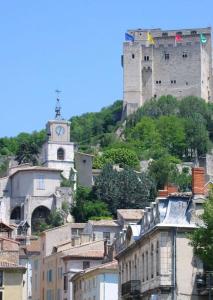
left=57, top=148, right=65, bottom=160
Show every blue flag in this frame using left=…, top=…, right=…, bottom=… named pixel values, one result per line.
left=125, top=32, right=134, bottom=42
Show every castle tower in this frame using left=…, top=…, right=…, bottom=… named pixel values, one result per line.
left=122, top=27, right=212, bottom=116
left=41, top=95, right=75, bottom=179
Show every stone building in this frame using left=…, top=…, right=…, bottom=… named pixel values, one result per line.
left=0, top=103, right=74, bottom=235
left=123, top=27, right=212, bottom=116
left=0, top=223, right=26, bottom=300
left=116, top=168, right=207, bottom=299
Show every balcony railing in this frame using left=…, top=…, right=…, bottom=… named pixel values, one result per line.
left=196, top=272, right=213, bottom=294
left=121, top=280, right=141, bottom=296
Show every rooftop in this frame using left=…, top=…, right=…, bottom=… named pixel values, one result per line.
left=10, top=166, right=62, bottom=177
left=117, top=209, right=144, bottom=220
left=88, top=220, right=120, bottom=227
left=71, top=260, right=118, bottom=281
left=62, top=240, right=105, bottom=260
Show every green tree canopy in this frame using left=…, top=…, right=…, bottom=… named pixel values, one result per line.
left=71, top=186, right=111, bottom=222
left=93, top=148, right=139, bottom=169
left=94, top=164, right=156, bottom=215
left=190, top=191, right=213, bottom=269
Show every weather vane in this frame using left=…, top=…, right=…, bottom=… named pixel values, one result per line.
left=55, top=90, right=62, bottom=119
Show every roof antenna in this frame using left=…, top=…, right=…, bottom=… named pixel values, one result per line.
left=55, top=90, right=62, bottom=119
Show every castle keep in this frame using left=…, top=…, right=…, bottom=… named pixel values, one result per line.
left=122, top=27, right=212, bottom=115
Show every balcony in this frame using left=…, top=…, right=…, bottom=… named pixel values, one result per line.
left=121, top=280, right=141, bottom=297
left=196, top=272, right=213, bottom=295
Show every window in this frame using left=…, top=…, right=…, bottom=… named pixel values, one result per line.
left=171, top=80, right=176, bottom=84
left=47, top=270, right=53, bottom=282
left=165, top=53, right=169, bottom=60
left=151, top=244, right=154, bottom=278
left=132, top=54, right=135, bottom=59
left=146, top=251, right=148, bottom=280
left=162, top=32, right=168, bottom=37
left=186, top=81, right=189, bottom=86
left=191, top=30, right=197, bottom=35
left=34, top=259, right=38, bottom=271
left=156, top=241, right=160, bottom=276
left=182, top=52, right=188, bottom=58
left=144, top=55, right=149, bottom=61
left=103, top=232, right=110, bottom=240
left=156, top=80, right=161, bottom=84
left=0, top=271, right=3, bottom=287
left=57, top=148, right=65, bottom=160
left=57, top=289, right=61, bottom=300
left=142, top=253, right=144, bottom=282
left=64, top=275, right=68, bottom=291
left=37, top=175, right=45, bottom=190
left=47, top=289, right=53, bottom=300
left=83, top=261, right=90, bottom=270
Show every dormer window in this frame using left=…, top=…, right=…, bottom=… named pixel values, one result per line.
left=57, top=148, right=65, bottom=160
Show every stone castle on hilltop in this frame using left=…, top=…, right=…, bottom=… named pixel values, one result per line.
left=122, top=27, right=212, bottom=116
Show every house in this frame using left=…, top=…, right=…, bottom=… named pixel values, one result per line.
left=116, top=167, right=207, bottom=300
left=0, top=233, right=26, bottom=300
left=117, top=209, right=144, bottom=228
left=83, top=220, right=121, bottom=244
left=72, top=260, right=119, bottom=300
left=32, top=237, right=105, bottom=300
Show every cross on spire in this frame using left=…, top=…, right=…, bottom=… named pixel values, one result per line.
left=55, top=90, right=62, bottom=119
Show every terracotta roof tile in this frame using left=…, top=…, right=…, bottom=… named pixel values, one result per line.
left=26, top=239, right=40, bottom=253
left=62, top=240, right=105, bottom=260
left=89, top=220, right=120, bottom=227
left=0, top=260, right=26, bottom=270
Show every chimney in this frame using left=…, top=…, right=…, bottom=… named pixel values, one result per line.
left=167, top=184, right=178, bottom=194
left=192, top=167, right=205, bottom=195
left=158, top=184, right=178, bottom=197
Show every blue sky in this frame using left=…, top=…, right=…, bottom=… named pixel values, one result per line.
left=0, top=0, right=212, bottom=137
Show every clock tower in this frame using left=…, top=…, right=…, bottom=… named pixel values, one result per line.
left=41, top=97, right=75, bottom=180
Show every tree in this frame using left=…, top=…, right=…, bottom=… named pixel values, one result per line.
left=128, top=117, right=161, bottom=153
left=156, top=116, right=186, bottom=158
left=94, top=164, right=156, bottom=215
left=190, top=191, right=213, bottom=269
left=93, top=148, right=139, bottom=169
left=184, top=116, right=210, bottom=158
left=71, top=186, right=111, bottom=222
left=15, top=141, right=40, bottom=165
left=148, top=155, right=180, bottom=189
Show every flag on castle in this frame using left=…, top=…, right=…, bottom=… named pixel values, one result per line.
left=200, top=33, right=207, bottom=44
left=147, top=32, right=155, bottom=44
left=125, top=32, right=134, bottom=42
left=175, top=34, right=183, bottom=42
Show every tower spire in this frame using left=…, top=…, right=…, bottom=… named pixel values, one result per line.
left=55, top=90, right=62, bottom=119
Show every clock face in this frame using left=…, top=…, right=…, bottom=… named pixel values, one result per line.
left=55, top=125, right=65, bottom=136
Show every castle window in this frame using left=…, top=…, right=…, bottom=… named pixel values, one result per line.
left=162, top=32, right=168, bottom=37
left=132, top=54, right=135, bottom=59
left=186, top=81, right=189, bottom=86
left=171, top=80, right=176, bottom=84
left=144, top=55, right=149, bottom=61
left=165, top=53, right=169, bottom=60
left=57, top=148, right=65, bottom=160
left=156, top=80, right=161, bottom=84
left=182, top=52, right=188, bottom=58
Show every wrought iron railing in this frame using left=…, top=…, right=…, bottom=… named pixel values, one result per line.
left=121, top=280, right=141, bottom=296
